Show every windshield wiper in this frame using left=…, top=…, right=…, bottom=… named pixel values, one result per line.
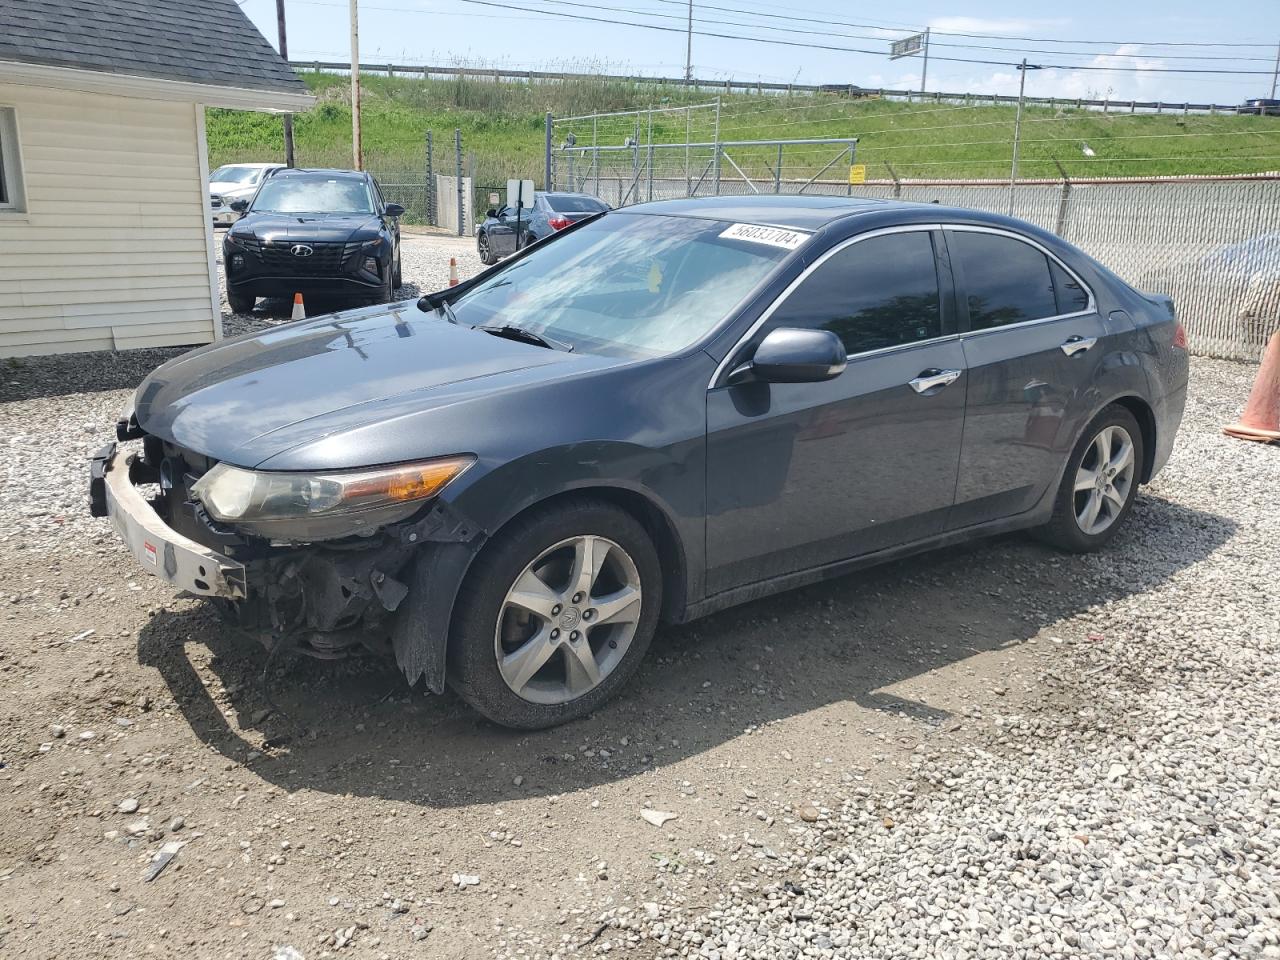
left=475, top=324, right=573, bottom=352
left=436, top=299, right=459, bottom=324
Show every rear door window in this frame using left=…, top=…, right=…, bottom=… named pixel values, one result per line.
left=767, top=231, right=943, bottom=355
left=949, top=231, right=1058, bottom=330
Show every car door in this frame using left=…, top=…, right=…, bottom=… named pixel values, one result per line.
left=487, top=207, right=521, bottom=257
left=944, top=226, right=1108, bottom=529
left=705, top=227, right=967, bottom=595
left=371, top=178, right=399, bottom=258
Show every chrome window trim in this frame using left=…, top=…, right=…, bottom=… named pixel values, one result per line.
left=942, top=224, right=1098, bottom=336
left=707, top=224, right=945, bottom=389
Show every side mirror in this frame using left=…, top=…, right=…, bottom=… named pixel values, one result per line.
left=485, top=208, right=498, bottom=219
left=229, top=198, right=249, bottom=212
left=734, top=327, right=847, bottom=384
left=384, top=202, right=405, bottom=218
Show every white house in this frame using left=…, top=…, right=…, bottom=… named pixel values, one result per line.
left=0, top=0, right=313, bottom=357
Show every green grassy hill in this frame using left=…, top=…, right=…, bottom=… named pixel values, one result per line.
left=206, top=72, right=1280, bottom=219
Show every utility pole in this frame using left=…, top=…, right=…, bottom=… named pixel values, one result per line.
left=1009, top=59, right=1041, bottom=216
left=685, top=0, right=694, bottom=83
left=349, top=0, right=362, bottom=170
left=1271, top=40, right=1279, bottom=99
left=920, top=27, right=930, bottom=95
left=275, top=0, right=295, bottom=165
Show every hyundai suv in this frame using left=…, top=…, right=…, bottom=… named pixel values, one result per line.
left=222, top=168, right=404, bottom=312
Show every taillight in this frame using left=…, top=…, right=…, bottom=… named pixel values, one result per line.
left=548, top=216, right=571, bottom=231
left=1172, top=321, right=1187, bottom=350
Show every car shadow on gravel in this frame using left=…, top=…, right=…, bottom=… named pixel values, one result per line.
left=136, top=493, right=1233, bottom=809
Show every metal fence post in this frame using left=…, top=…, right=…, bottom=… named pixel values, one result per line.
left=544, top=112, right=553, bottom=189
left=424, top=130, right=435, bottom=226
left=646, top=106, right=655, bottom=202
left=1053, top=160, right=1072, bottom=239
left=774, top=142, right=783, bottom=194
left=712, top=96, right=722, bottom=196
left=685, top=106, right=692, bottom=197
left=593, top=116, right=600, bottom=198
left=454, top=128, right=464, bottom=237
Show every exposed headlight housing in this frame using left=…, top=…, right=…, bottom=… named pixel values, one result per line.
left=190, top=455, right=473, bottom=542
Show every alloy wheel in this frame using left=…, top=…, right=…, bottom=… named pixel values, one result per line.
left=478, top=233, right=491, bottom=262
left=1073, top=424, right=1136, bottom=536
left=494, top=535, right=642, bottom=705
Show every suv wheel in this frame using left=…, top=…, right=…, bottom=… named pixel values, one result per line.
left=1034, top=404, right=1144, bottom=553
left=447, top=499, right=662, bottom=729
left=227, top=289, right=255, bottom=314
left=392, top=250, right=402, bottom=289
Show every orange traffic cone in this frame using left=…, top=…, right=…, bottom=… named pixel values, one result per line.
left=1224, top=329, right=1280, bottom=443
left=291, top=292, right=305, bottom=321
left=448, top=258, right=459, bottom=287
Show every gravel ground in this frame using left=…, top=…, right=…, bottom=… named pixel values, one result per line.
left=616, top=362, right=1280, bottom=959
left=0, top=248, right=1276, bottom=960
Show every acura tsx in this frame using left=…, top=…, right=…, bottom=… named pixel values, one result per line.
left=90, top=196, right=1188, bottom=729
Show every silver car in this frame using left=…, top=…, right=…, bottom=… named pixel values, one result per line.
left=209, top=162, right=284, bottom=225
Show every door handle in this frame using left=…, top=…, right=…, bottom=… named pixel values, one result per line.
left=1060, top=336, right=1097, bottom=356
left=909, top=368, right=962, bottom=394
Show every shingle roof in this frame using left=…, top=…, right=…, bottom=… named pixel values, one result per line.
left=0, top=0, right=306, bottom=95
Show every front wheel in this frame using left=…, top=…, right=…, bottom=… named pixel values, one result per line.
left=1034, top=404, right=1144, bottom=553
left=226, top=288, right=255, bottom=314
left=477, top=230, right=495, bottom=265
left=447, top=499, right=662, bottom=729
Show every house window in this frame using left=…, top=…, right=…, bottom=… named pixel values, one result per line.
left=0, top=107, right=25, bottom=211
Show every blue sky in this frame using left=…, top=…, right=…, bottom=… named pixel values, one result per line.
left=241, top=0, right=1280, bottom=104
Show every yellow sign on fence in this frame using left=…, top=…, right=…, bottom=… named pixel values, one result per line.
left=848, top=164, right=867, bottom=185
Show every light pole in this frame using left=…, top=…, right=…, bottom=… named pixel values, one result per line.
left=349, top=0, right=362, bottom=170
left=1009, top=59, right=1042, bottom=215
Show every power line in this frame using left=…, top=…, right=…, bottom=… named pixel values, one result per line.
left=445, top=0, right=1280, bottom=75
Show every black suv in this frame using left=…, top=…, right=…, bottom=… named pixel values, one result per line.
left=223, top=168, right=404, bottom=312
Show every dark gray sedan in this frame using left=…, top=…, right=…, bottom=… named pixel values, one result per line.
left=476, top=191, right=609, bottom=263
left=91, top=196, right=1188, bottom=729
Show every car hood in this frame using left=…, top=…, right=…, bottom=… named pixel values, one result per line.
left=209, top=182, right=253, bottom=198
left=133, top=302, right=617, bottom=468
left=233, top=212, right=382, bottom=243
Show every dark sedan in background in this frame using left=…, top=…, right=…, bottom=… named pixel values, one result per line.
left=93, top=196, right=1187, bottom=729
left=222, top=168, right=404, bottom=313
left=477, top=191, right=608, bottom=263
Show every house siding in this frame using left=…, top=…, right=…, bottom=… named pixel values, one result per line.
left=0, top=83, right=218, bottom=357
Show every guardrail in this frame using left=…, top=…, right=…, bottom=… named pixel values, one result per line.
left=288, top=61, right=1252, bottom=116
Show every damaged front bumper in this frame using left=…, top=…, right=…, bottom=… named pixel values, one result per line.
left=88, top=440, right=482, bottom=693
left=90, top=443, right=247, bottom=599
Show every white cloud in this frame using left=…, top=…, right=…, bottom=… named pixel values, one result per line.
left=926, top=16, right=1068, bottom=36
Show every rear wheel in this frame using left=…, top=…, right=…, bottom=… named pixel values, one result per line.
left=448, top=499, right=661, bottom=729
left=226, top=289, right=255, bottom=314
left=1034, top=404, right=1144, bottom=553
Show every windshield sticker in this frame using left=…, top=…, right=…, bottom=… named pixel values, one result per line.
left=719, top=223, right=809, bottom=250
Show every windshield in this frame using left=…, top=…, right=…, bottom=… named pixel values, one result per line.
left=447, top=213, right=795, bottom=357
left=547, top=195, right=609, bottom=214
left=211, top=165, right=263, bottom=185
left=250, top=177, right=374, bottom=215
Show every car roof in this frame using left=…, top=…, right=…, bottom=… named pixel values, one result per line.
left=269, top=168, right=369, bottom=180
left=216, top=161, right=284, bottom=169
left=617, top=195, right=1031, bottom=233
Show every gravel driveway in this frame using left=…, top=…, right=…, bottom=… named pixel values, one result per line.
left=0, top=244, right=1275, bottom=960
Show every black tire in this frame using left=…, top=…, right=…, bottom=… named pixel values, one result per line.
left=477, top=230, right=495, bottom=265
left=1034, top=404, right=1145, bottom=553
left=226, top=288, right=255, bottom=314
left=447, top=498, right=662, bottom=729
left=371, top=268, right=394, bottom=305
left=392, top=249, right=402, bottom=289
